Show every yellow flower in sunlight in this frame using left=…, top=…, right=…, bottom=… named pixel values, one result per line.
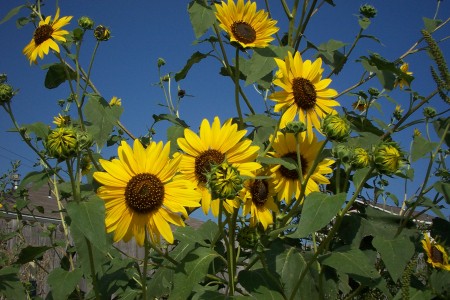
left=109, top=96, right=122, bottom=107
left=177, top=117, right=260, bottom=217
left=23, top=8, right=73, bottom=64
left=269, top=131, right=334, bottom=204
left=93, top=140, right=201, bottom=246
left=241, top=171, right=279, bottom=230
left=394, top=62, right=413, bottom=89
left=53, top=114, right=71, bottom=127
left=269, top=51, right=339, bottom=142
left=215, top=0, right=279, bottom=48
left=421, top=233, right=450, bottom=271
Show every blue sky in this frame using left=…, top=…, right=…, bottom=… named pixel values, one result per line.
left=1, top=1, right=449, bottom=216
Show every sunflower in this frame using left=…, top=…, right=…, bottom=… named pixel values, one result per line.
left=214, top=0, right=279, bottom=48
left=241, top=170, right=278, bottom=230
left=269, top=51, right=339, bottom=142
left=23, top=8, right=72, bottom=64
left=177, top=117, right=260, bottom=217
left=93, top=139, right=201, bottom=246
left=269, top=131, right=334, bottom=204
left=421, top=233, right=450, bottom=271
left=394, top=62, right=413, bottom=89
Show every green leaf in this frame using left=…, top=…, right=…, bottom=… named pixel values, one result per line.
left=167, top=124, right=186, bottom=155
left=244, top=114, right=278, bottom=128
left=352, top=167, right=372, bottom=190
left=66, top=196, right=108, bottom=252
left=0, top=266, right=26, bottom=299
left=360, top=53, right=399, bottom=90
left=258, top=156, right=297, bottom=170
left=289, top=193, right=346, bottom=238
left=18, top=170, right=50, bottom=191
left=171, top=247, right=220, bottom=299
left=188, top=0, right=216, bottom=39
left=372, top=235, right=414, bottom=282
left=21, top=121, right=49, bottom=141
left=175, top=51, right=210, bottom=82
left=433, top=117, right=450, bottom=148
left=238, top=269, right=285, bottom=299
left=44, top=63, right=77, bottom=89
left=429, top=268, right=450, bottom=297
left=84, top=94, right=123, bottom=148
left=346, top=112, right=384, bottom=136
left=174, top=225, right=209, bottom=247
left=411, top=135, right=439, bottom=162
left=423, top=17, right=443, bottom=33
left=435, top=181, right=450, bottom=205
left=153, top=113, right=189, bottom=128
left=358, top=17, right=371, bottom=29
left=0, top=5, right=25, bottom=25
left=16, top=245, right=52, bottom=264
left=431, top=217, right=450, bottom=247
left=319, top=248, right=381, bottom=284
left=47, top=268, right=83, bottom=300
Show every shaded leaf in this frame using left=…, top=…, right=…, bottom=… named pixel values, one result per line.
left=238, top=269, right=285, bottom=300
left=44, top=63, right=77, bottom=89
left=258, top=156, right=297, bottom=170
left=188, top=0, right=215, bottom=39
left=175, top=51, right=210, bottom=82
left=22, top=122, right=49, bottom=140
left=245, top=114, right=278, bottom=128
left=18, top=170, right=50, bottom=191
left=47, top=268, right=83, bottom=300
left=411, top=135, right=439, bottom=162
left=431, top=217, right=450, bottom=247
left=433, top=117, right=450, bottom=148
left=0, top=266, right=26, bottom=300
left=16, top=245, right=52, bottom=264
left=153, top=114, right=189, bottom=128
left=352, top=167, right=372, bottom=190
left=434, top=181, right=450, bottom=205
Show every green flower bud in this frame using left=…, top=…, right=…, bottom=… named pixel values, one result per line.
left=157, top=58, right=166, bottom=68
left=423, top=107, right=436, bottom=119
left=0, top=83, right=15, bottom=104
left=352, top=147, right=371, bottom=169
left=285, top=121, right=306, bottom=135
left=161, top=74, right=170, bottom=82
left=368, top=87, right=379, bottom=97
left=76, top=130, right=93, bottom=150
left=46, top=127, right=78, bottom=160
left=237, top=226, right=259, bottom=249
left=94, top=25, right=110, bottom=41
left=206, top=161, right=243, bottom=200
left=360, top=4, right=377, bottom=18
left=78, top=16, right=94, bottom=30
left=332, top=144, right=352, bottom=164
left=374, top=142, right=405, bottom=174
left=0, top=74, right=7, bottom=84
left=321, top=114, right=350, bottom=142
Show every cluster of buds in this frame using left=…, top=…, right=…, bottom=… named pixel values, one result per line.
left=206, top=161, right=243, bottom=200
left=94, top=25, right=111, bottom=41
left=321, top=114, right=350, bottom=142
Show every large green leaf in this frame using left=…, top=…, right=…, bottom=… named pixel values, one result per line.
left=352, top=167, right=372, bottom=190
left=44, top=63, right=77, bottom=89
left=0, top=266, right=26, bottom=300
left=372, top=235, right=414, bottom=282
left=171, top=247, right=220, bottom=299
left=21, top=122, right=49, bottom=140
left=433, top=117, right=450, bottom=148
left=47, top=268, right=83, bottom=300
left=238, top=269, right=285, bottom=300
left=84, top=94, right=123, bottom=148
left=289, top=193, right=346, bottom=238
left=175, top=51, right=211, bottom=81
left=360, top=53, right=407, bottom=90
left=244, top=114, right=278, bottom=128
left=18, top=170, right=50, bottom=191
left=15, top=245, right=53, bottom=264
left=188, top=0, right=215, bottom=39
left=411, top=135, right=439, bottom=162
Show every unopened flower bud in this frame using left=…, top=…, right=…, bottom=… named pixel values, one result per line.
left=0, top=74, right=7, bottom=84
left=285, top=121, right=306, bottom=135
left=352, top=147, right=371, bottom=169
left=161, top=74, right=170, bottom=82
left=207, top=161, right=243, bottom=200
left=374, top=142, right=405, bottom=174
left=332, top=144, right=352, bottom=164
left=94, top=25, right=110, bottom=41
left=368, top=87, right=379, bottom=97
left=157, top=58, right=166, bottom=68
left=423, top=107, right=436, bottom=119
left=0, top=83, right=15, bottom=104
left=393, top=105, right=403, bottom=121
left=76, top=130, right=93, bottom=150
left=322, top=114, right=350, bottom=142
left=360, top=4, right=377, bottom=18
left=178, top=89, right=186, bottom=98
left=237, top=226, right=259, bottom=249
left=78, top=16, right=94, bottom=30
left=46, top=127, right=78, bottom=160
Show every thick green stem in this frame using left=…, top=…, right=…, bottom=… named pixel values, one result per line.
left=142, top=232, right=150, bottom=300
left=85, top=237, right=100, bottom=300
left=234, top=48, right=244, bottom=129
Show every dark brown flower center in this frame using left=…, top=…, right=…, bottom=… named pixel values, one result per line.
left=431, top=246, right=444, bottom=264
left=279, top=152, right=308, bottom=180
left=251, top=179, right=269, bottom=207
left=195, top=149, right=225, bottom=184
left=292, top=78, right=317, bottom=110
left=34, top=24, right=54, bottom=46
left=125, top=173, right=164, bottom=214
left=231, top=21, right=256, bottom=44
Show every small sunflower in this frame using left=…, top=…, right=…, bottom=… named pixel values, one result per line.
left=269, top=51, right=339, bottom=142
left=53, top=113, right=71, bottom=127
left=421, top=233, right=450, bottom=271
left=177, top=117, right=261, bottom=217
left=93, top=139, right=201, bottom=246
left=241, top=171, right=278, bottom=230
left=109, top=96, right=122, bottom=107
left=214, top=0, right=279, bottom=48
left=269, top=131, right=334, bottom=204
left=394, top=62, right=413, bottom=89
left=23, top=8, right=73, bottom=64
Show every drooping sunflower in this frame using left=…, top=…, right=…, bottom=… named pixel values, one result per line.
left=240, top=170, right=278, bottom=230
left=421, top=233, right=450, bottom=271
left=269, top=131, right=334, bottom=204
left=214, top=0, right=279, bottom=48
left=177, top=117, right=261, bottom=217
left=269, top=51, right=339, bottom=142
left=93, top=139, right=201, bottom=246
left=23, top=8, right=72, bottom=64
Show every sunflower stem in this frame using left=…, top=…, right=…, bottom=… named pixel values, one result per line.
left=234, top=48, right=244, bottom=129
left=226, top=208, right=239, bottom=296
left=85, top=237, right=101, bottom=300
left=142, top=231, right=150, bottom=300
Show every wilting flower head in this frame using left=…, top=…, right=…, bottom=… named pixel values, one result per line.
left=359, top=4, right=377, bottom=18
left=78, top=16, right=94, bottom=30
left=206, top=161, right=243, bottom=200
left=269, top=51, right=339, bottom=142
left=94, top=25, right=110, bottom=41
left=421, top=233, right=450, bottom=271
left=93, top=140, right=201, bottom=245
left=394, top=63, right=413, bottom=89
left=109, top=96, right=122, bottom=107
left=374, top=142, right=405, bottom=174
left=53, top=114, right=71, bottom=127
left=0, top=83, right=15, bottom=105
left=215, top=0, right=279, bottom=48
left=352, top=147, right=371, bottom=169
left=46, top=127, right=78, bottom=159
left=321, top=114, right=350, bottom=142
left=23, top=8, right=73, bottom=64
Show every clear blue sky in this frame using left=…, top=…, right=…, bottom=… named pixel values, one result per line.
left=1, top=1, right=449, bottom=216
